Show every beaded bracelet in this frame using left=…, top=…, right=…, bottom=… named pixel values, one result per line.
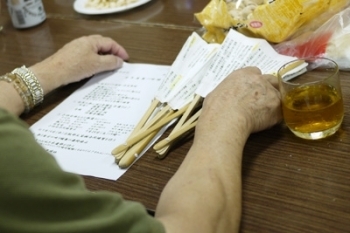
left=11, top=66, right=44, bottom=107
left=0, top=73, right=34, bottom=113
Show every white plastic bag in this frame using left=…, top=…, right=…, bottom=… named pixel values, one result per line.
left=274, top=7, right=350, bottom=70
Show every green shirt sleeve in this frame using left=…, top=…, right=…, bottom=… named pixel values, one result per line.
left=0, top=109, right=165, bottom=233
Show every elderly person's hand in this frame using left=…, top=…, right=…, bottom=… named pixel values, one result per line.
left=156, top=67, right=282, bottom=233
left=0, top=35, right=129, bottom=115
left=196, top=66, right=282, bottom=141
left=30, top=35, right=129, bottom=95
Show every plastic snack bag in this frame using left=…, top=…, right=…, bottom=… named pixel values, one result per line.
left=274, top=7, right=350, bottom=71
left=195, top=0, right=349, bottom=43
left=194, top=0, right=233, bottom=43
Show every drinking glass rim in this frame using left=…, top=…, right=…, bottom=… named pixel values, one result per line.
left=277, top=57, right=339, bottom=85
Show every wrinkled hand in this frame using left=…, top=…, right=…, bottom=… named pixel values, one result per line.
left=30, top=35, right=129, bottom=94
left=197, top=67, right=282, bottom=140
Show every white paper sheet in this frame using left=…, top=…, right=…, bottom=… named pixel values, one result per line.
left=196, top=29, right=299, bottom=98
left=30, top=63, right=169, bottom=180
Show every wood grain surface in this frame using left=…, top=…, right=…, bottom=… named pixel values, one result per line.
left=1, top=0, right=350, bottom=232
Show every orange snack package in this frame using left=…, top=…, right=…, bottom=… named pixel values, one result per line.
left=195, top=0, right=349, bottom=43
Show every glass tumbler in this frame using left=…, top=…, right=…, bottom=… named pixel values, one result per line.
left=278, top=57, right=344, bottom=140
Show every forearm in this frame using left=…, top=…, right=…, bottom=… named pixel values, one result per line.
left=29, top=60, right=62, bottom=95
left=155, top=67, right=282, bottom=232
left=155, top=122, right=249, bottom=233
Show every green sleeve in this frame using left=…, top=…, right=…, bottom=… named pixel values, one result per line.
left=0, top=109, right=165, bottom=233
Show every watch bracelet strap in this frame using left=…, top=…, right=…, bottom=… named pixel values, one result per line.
left=11, top=66, right=44, bottom=107
left=0, top=65, right=43, bottom=113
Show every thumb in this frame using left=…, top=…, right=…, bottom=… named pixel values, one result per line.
left=262, top=74, right=279, bottom=89
left=98, top=55, right=124, bottom=72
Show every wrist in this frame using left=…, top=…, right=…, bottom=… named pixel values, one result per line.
left=0, top=79, right=25, bottom=115
left=196, top=110, right=251, bottom=144
left=29, top=62, right=58, bottom=95
left=0, top=66, right=44, bottom=114
left=11, top=66, right=44, bottom=107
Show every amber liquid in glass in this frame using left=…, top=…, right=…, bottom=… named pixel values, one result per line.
left=282, top=83, right=343, bottom=139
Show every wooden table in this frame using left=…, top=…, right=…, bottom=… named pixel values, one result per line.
left=1, top=1, right=350, bottom=232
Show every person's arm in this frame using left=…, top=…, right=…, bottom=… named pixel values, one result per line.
left=155, top=67, right=282, bottom=233
left=0, top=108, right=165, bottom=233
left=0, top=35, right=166, bottom=233
left=0, top=35, right=129, bottom=116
